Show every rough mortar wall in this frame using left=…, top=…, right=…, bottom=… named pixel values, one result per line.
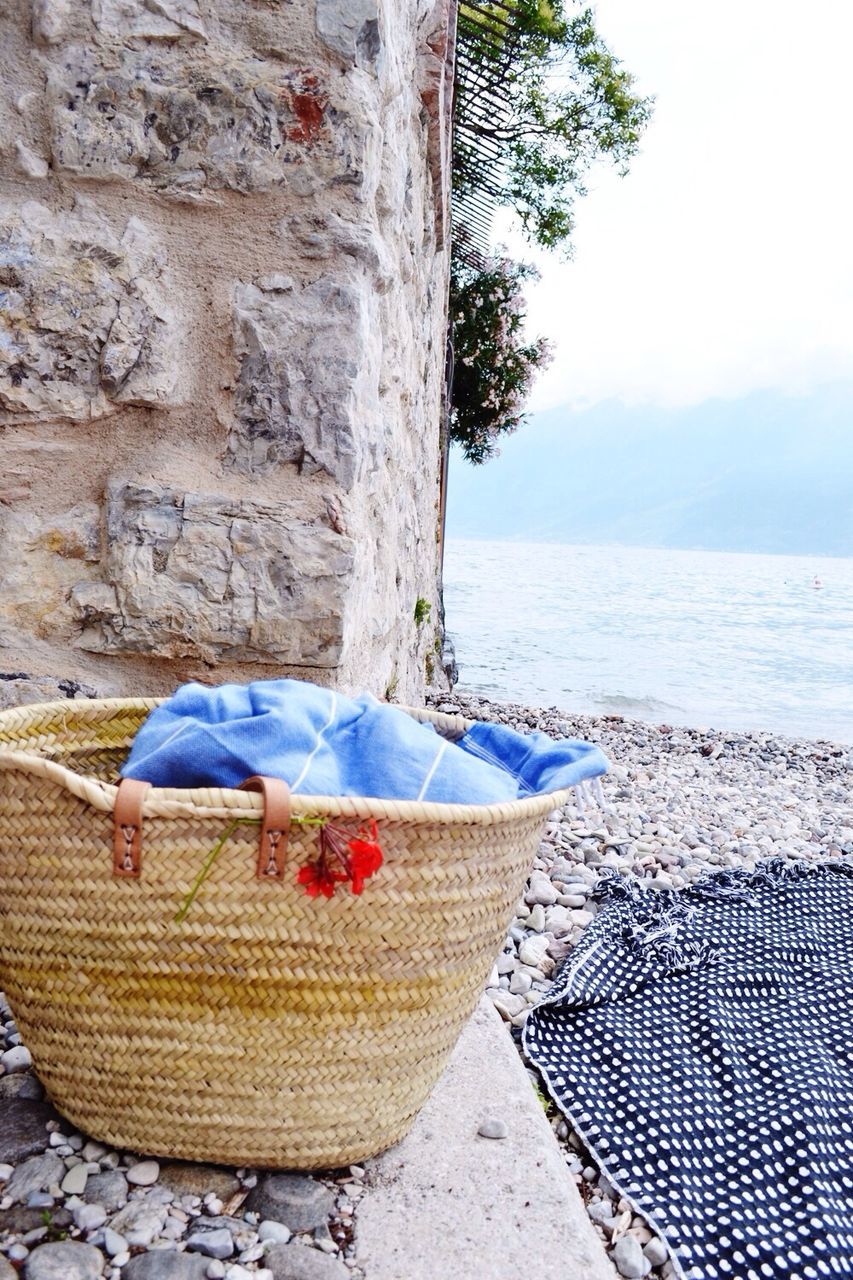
left=0, top=0, right=454, bottom=702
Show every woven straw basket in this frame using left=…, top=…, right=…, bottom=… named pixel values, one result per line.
left=0, top=697, right=571, bottom=1169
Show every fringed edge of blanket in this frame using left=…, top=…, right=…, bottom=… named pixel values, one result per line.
left=592, top=855, right=853, bottom=976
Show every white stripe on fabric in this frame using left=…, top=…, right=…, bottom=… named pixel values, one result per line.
left=290, top=692, right=338, bottom=794
left=416, top=738, right=449, bottom=802
left=124, top=720, right=189, bottom=772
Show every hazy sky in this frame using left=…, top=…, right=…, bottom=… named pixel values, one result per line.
left=496, top=0, right=853, bottom=413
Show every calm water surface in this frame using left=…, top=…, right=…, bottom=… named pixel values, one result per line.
left=443, top=541, right=853, bottom=743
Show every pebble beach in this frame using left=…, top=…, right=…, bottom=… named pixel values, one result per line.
left=1, top=692, right=851, bottom=1279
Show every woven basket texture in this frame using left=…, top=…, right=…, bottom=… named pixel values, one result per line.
left=0, top=697, right=570, bottom=1168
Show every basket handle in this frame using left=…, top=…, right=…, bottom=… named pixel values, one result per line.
left=113, top=778, right=151, bottom=878
left=238, top=776, right=291, bottom=880
left=112, top=775, right=290, bottom=881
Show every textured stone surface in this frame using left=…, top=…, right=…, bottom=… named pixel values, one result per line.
left=0, top=1096, right=60, bottom=1165
left=92, top=0, right=207, bottom=40
left=72, top=481, right=355, bottom=666
left=245, top=1175, right=335, bottom=1233
left=0, top=0, right=452, bottom=703
left=49, top=48, right=364, bottom=197
left=5, top=1151, right=64, bottom=1204
left=0, top=202, right=176, bottom=423
left=123, top=1255, right=210, bottom=1280
left=157, top=1162, right=240, bottom=1203
left=23, top=1242, right=104, bottom=1280
left=316, top=0, right=381, bottom=71
left=263, top=1244, right=350, bottom=1280
left=230, top=276, right=376, bottom=488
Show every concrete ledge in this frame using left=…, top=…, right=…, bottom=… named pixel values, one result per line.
left=355, top=996, right=615, bottom=1280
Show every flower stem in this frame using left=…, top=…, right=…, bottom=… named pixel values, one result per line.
left=174, top=819, right=239, bottom=924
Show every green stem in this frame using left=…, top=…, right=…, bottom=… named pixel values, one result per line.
left=174, top=812, right=327, bottom=923
left=174, top=819, right=239, bottom=924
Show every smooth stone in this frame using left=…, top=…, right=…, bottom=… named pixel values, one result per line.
left=0, top=1096, right=59, bottom=1164
left=644, top=1237, right=669, bottom=1266
left=258, top=1221, right=292, bottom=1244
left=103, top=1227, right=128, bottom=1258
left=73, top=1202, right=107, bottom=1231
left=477, top=1117, right=509, bottom=1140
left=613, top=1233, right=652, bottom=1278
left=6, top=1152, right=64, bottom=1204
left=489, top=991, right=526, bottom=1021
left=185, top=1228, right=235, bottom=1260
left=23, top=1241, right=104, bottom=1280
left=245, top=1175, right=335, bottom=1233
left=108, top=1199, right=167, bottom=1246
left=509, top=970, right=533, bottom=996
left=61, top=1163, right=88, bottom=1195
left=206, top=1265, right=226, bottom=1280
left=496, top=953, right=515, bottom=975
left=158, top=1162, right=241, bottom=1203
left=25, top=1191, right=54, bottom=1209
left=0, top=1258, right=17, bottom=1279
left=524, top=871, right=558, bottom=906
left=197, top=1216, right=256, bottom=1252
left=544, top=905, right=573, bottom=935
left=126, top=1159, right=160, bottom=1186
left=83, top=1170, right=128, bottom=1212
left=525, top=903, right=547, bottom=932
left=2, top=1046, right=32, bottom=1073
left=262, top=1244, right=351, bottom=1280
left=518, top=935, right=549, bottom=967
left=123, top=1255, right=211, bottom=1280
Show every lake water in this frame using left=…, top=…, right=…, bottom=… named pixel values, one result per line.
left=443, top=540, right=853, bottom=743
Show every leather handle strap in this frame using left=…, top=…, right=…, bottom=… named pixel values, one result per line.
left=238, top=776, right=291, bottom=880
left=112, top=778, right=151, bottom=878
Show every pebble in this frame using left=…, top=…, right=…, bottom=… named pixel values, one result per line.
left=644, top=1237, right=669, bottom=1266
left=73, top=1202, right=107, bottom=1231
left=103, top=1228, right=128, bottom=1258
left=613, top=1233, right=652, bottom=1278
left=477, top=1117, right=509, bottom=1139
left=23, top=1241, right=104, bottom=1280
left=127, top=1160, right=161, bottom=1187
left=1, top=1046, right=32, bottom=1073
left=245, top=1174, right=335, bottom=1234
left=60, top=1164, right=88, bottom=1196
left=258, top=1221, right=292, bottom=1244
left=186, top=1228, right=235, bottom=1260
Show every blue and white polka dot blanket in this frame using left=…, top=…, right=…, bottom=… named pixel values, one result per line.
left=524, top=859, right=853, bottom=1280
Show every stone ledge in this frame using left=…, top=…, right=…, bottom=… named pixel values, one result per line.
left=354, top=995, right=615, bottom=1280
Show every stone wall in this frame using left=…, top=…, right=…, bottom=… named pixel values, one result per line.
left=0, top=0, right=454, bottom=703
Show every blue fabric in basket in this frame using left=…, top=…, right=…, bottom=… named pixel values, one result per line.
left=121, top=679, right=609, bottom=805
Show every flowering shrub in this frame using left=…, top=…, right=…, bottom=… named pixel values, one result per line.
left=297, top=819, right=384, bottom=898
left=450, top=244, right=552, bottom=465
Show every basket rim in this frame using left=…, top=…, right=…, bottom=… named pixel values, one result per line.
left=0, top=697, right=575, bottom=827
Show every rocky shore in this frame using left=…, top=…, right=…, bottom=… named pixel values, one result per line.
left=1, top=690, right=850, bottom=1279
left=430, top=690, right=853, bottom=1280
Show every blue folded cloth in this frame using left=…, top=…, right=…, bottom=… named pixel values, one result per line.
left=121, top=679, right=609, bottom=805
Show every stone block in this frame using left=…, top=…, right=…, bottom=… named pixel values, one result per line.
left=92, top=0, right=207, bottom=40
left=229, top=276, right=377, bottom=489
left=316, top=0, right=382, bottom=72
left=32, top=0, right=70, bottom=46
left=49, top=47, right=366, bottom=196
left=71, top=481, right=355, bottom=667
left=0, top=202, right=176, bottom=423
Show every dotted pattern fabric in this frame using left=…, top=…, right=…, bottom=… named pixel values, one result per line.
left=523, top=860, right=853, bottom=1280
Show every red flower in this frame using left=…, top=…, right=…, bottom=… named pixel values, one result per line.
left=296, top=818, right=384, bottom=899
left=296, top=863, right=337, bottom=898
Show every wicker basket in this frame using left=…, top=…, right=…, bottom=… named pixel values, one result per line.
left=0, top=697, right=571, bottom=1169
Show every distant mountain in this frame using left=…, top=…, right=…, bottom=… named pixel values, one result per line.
left=446, top=384, right=853, bottom=557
